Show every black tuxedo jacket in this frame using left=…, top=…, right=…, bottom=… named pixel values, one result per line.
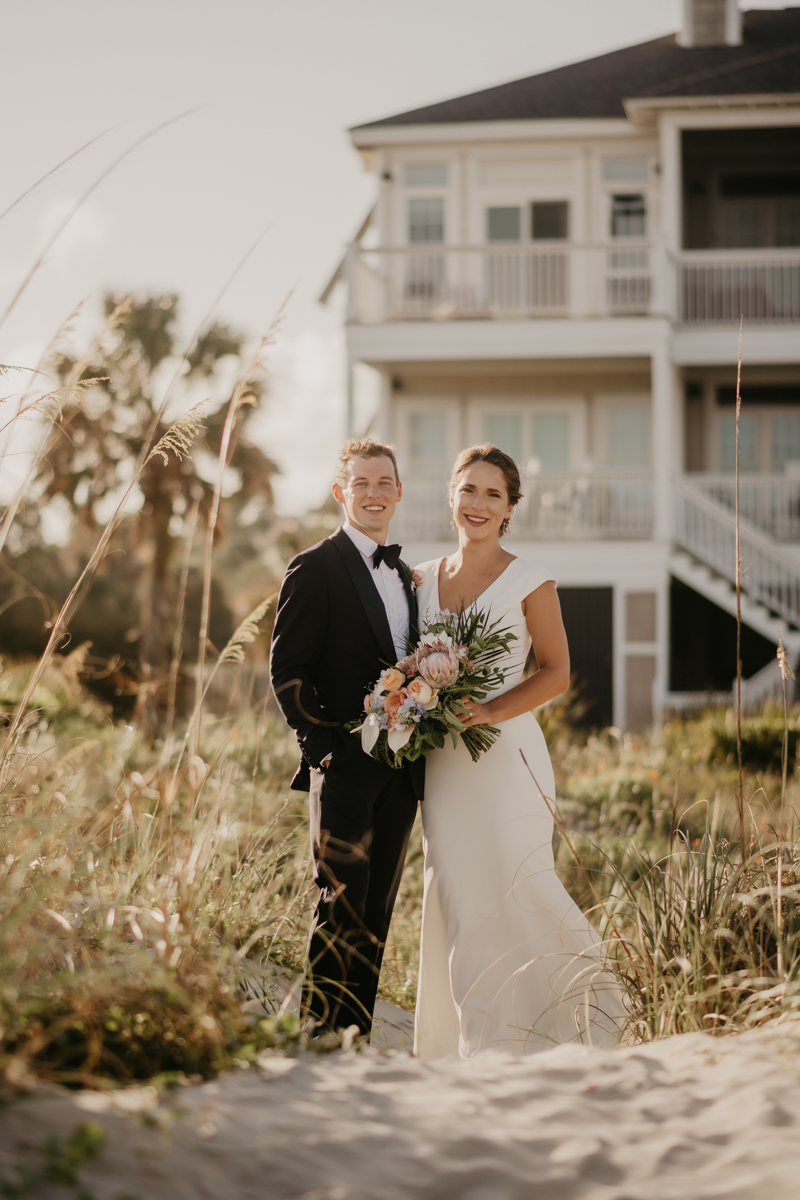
left=270, top=527, right=425, bottom=802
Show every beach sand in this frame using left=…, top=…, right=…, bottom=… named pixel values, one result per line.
left=3, top=1012, right=800, bottom=1198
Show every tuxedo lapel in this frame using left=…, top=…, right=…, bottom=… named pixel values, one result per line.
left=399, top=562, right=419, bottom=644
left=331, top=528, right=396, bottom=665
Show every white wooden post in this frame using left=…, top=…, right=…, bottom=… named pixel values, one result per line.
left=651, top=340, right=678, bottom=542
left=658, top=115, right=682, bottom=322
left=653, top=572, right=670, bottom=722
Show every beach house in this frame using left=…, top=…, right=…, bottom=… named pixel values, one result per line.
left=323, top=1, right=800, bottom=727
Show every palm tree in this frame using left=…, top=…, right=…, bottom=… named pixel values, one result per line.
left=38, top=293, right=278, bottom=689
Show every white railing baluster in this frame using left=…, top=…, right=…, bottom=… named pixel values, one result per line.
left=688, top=474, right=800, bottom=541
left=349, top=244, right=653, bottom=322
left=677, top=251, right=800, bottom=325
left=351, top=246, right=800, bottom=326
left=392, top=472, right=653, bottom=543
left=674, top=478, right=800, bottom=627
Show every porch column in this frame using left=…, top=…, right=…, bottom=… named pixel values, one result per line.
left=656, top=114, right=681, bottom=321
left=651, top=334, right=679, bottom=541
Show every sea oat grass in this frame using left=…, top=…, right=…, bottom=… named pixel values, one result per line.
left=0, top=672, right=320, bottom=1087
left=604, top=832, right=800, bottom=1040
left=6, top=643, right=800, bottom=1084
left=546, top=697, right=800, bottom=1041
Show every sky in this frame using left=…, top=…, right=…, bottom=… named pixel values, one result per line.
left=0, top=0, right=787, bottom=514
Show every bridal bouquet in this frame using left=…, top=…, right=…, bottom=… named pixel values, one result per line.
left=348, top=608, right=517, bottom=767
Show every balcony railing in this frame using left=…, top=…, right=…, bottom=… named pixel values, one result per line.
left=391, top=471, right=653, bottom=542
left=345, top=243, right=800, bottom=326
left=688, top=473, right=800, bottom=541
left=674, top=478, right=800, bottom=628
left=679, top=249, right=800, bottom=324
left=347, top=244, right=653, bottom=323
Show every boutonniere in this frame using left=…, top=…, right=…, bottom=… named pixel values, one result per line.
left=405, top=562, right=423, bottom=594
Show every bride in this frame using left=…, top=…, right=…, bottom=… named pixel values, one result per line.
left=413, top=443, right=625, bottom=1059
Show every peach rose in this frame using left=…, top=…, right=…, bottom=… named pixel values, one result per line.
left=418, top=648, right=460, bottom=689
left=383, top=688, right=409, bottom=720
left=406, top=677, right=436, bottom=707
left=379, top=667, right=406, bottom=693
left=364, top=692, right=382, bottom=712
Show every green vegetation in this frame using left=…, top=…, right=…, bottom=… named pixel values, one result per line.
left=3, top=653, right=800, bottom=1090
left=550, top=705, right=800, bottom=1038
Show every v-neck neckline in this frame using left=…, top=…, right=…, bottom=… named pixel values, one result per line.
left=436, top=555, right=518, bottom=613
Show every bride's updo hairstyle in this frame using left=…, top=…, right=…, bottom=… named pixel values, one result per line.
left=449, top=444, right=523, bottom=537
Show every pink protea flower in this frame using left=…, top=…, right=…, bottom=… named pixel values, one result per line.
left=395, top=653, right=419, bottom=677
left=418, top=648, right=460, bottom=689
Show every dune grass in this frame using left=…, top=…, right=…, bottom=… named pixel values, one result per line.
left=4, top=652, right=800, bottom=1091
left=548, top=705, right=800, bottom=1040
left=0, top=677, right=314, bottom=1088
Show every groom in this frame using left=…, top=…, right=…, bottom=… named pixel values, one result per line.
left=270, top=438, right=423, bottom=1036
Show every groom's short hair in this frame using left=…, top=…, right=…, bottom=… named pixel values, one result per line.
left=336, top=438, right=399, bottom=486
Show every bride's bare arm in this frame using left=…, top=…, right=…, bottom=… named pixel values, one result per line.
left=459, top=581, right=570, bottom=727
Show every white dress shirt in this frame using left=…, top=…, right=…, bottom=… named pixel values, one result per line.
left=343, top=521, right=410, bottom=661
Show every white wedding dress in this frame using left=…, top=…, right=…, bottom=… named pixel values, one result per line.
left=413, top=556, right=626, bottom=1059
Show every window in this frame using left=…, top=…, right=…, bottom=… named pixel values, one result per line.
left=608, top=406, right=650, bottom=466
left=771, top=415, right=800, bottom=469
left=487, top=207, right=521, bottom=242
left=404, top=164, right=448, bottom=187
left=485, top=414, right=523, bottom=461
left=531, top=201, right=569, bottom=240
left=532, top=413, right=570, bottom=469
left=408, top=197, right=444, bottom=243
left=719, top=415, right=757, bottom=470
left=611, top=194, right=646, bottom=238
left=409, top=412, right=447, bottom=461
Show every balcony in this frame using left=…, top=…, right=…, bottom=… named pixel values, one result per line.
left=347, top=244, right=653, bottom=323
left=345, top=244, right=800, bottom=328
left=679, top=250, right=800, bottom=325
left=392, top=471, right=653, bottom=543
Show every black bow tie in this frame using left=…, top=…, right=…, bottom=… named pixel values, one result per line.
left=372, top=543, right=402, bottom=570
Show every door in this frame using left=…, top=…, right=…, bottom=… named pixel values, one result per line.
left=558, top=587, right=614, bottom=727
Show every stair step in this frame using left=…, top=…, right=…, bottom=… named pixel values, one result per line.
left=670, top=550, right=800, bottom=653
left=674, top=478, right=800, bottom=632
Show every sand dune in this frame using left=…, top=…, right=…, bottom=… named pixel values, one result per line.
left=4, top=1017, right=800, bottom=1198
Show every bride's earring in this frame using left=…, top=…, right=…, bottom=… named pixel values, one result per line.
left=450, top=506, right=456, bottom=529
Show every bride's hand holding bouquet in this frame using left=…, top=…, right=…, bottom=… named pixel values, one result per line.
left=347, top=607, right=517, bottom=767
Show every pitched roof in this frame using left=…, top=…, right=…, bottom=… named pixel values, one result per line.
left=352, top=8, right=800, bottom=130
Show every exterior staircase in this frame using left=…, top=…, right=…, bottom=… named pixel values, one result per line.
left=671, top=478, right=800, bottom=709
